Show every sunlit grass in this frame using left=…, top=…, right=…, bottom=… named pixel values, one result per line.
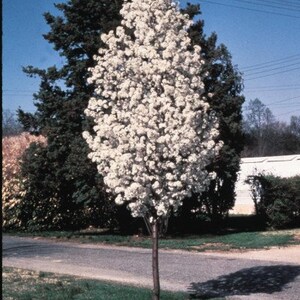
left=5, top=228, right=299, bottom=252
left=3, top=267, right=187, bottom=300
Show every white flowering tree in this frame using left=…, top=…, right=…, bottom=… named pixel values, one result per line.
left=83, top=0, right=222, bottom=298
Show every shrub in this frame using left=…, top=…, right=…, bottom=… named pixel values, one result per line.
left=2, top=133, right=46, bottom=229
left=246, top=174, right=300, bottom=228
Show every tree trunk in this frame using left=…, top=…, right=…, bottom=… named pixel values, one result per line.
left=152, top=220, right=160, bottom=300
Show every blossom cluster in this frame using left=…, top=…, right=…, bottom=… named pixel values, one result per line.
left=83, top=0, right=222, bottom=219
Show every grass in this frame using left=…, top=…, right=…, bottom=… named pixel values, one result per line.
left=2, top=267, right=188, bottom=300
left=4, top=228, right=300, bottom=252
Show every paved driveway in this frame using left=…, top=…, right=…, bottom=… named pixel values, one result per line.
left=3, top=235, right=300, bottom=299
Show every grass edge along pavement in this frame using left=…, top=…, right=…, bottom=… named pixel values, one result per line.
left=4, top=228, right=300, bottom=252
left=2, top=267, right=194, bottom=300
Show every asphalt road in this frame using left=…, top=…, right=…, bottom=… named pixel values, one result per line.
left=3, top=235, right=300, bottom=299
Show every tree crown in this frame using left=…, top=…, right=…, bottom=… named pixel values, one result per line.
left=84, top=0, right=222, bottom=219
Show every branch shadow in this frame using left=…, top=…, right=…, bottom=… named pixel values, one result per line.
left=188, top=265, right=300, bottom=299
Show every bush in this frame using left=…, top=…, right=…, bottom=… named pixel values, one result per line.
left=2, top=133, right=46, bottom=229
left=246, top=174, right=300, bottom=229
left=17, top=140, right=120, bottom=232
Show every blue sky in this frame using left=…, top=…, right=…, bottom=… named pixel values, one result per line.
left=3, top=0, right=300, bottom=122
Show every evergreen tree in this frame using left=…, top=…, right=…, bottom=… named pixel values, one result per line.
left=172, top=4, right=245, bottom=230
left=18, top=1, right=244, bottom=231
left=18, top=0, right=123, bottom=230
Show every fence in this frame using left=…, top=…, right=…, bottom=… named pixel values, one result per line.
left=231, top=154, right=300, bottom=214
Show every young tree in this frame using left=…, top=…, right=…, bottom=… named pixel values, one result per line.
left=83, top=0, right=222, bottom=298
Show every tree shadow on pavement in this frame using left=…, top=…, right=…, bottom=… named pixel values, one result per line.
left=188, top=264, right=300, bottom=299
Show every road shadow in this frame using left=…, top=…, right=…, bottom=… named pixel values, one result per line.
left=188, top=264, right=300, bottom=299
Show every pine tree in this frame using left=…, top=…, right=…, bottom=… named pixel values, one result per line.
left=18, top=0, right=123, bottom=230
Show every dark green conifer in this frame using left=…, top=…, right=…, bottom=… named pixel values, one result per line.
left=18, top=0, right=123, bottom=230
left=173, top=4, right=245, bottom=230
left=18, top=1, right=244, bottom=232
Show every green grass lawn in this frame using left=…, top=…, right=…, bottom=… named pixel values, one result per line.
left=2, top=267, right=189, bottom=300
left=5, top=228, right=300, bottom=252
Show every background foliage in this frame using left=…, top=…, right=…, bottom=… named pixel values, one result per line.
left=2, top=133, right=46, bottom=229
left=11, top=1, right=244, bottom=233
left=2, top=109, right=23, bottom=137
left=243, top=99, right=300, bottom=157
left=16, top=0, right=124, bottom=231
left=247, top=174, right=300, bottom=228
left=170, top=4, right=245, bottom=232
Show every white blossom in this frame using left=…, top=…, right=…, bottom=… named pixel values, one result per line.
left=83, top=0, right=223, bottom=219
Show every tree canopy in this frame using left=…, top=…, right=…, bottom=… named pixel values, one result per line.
left=84, top=0, right=222, bottom=221
left=16, top=0, right=245, bottom=232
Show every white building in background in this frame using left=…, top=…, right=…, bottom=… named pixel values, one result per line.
left=231, top=154, right=300, bottom=215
